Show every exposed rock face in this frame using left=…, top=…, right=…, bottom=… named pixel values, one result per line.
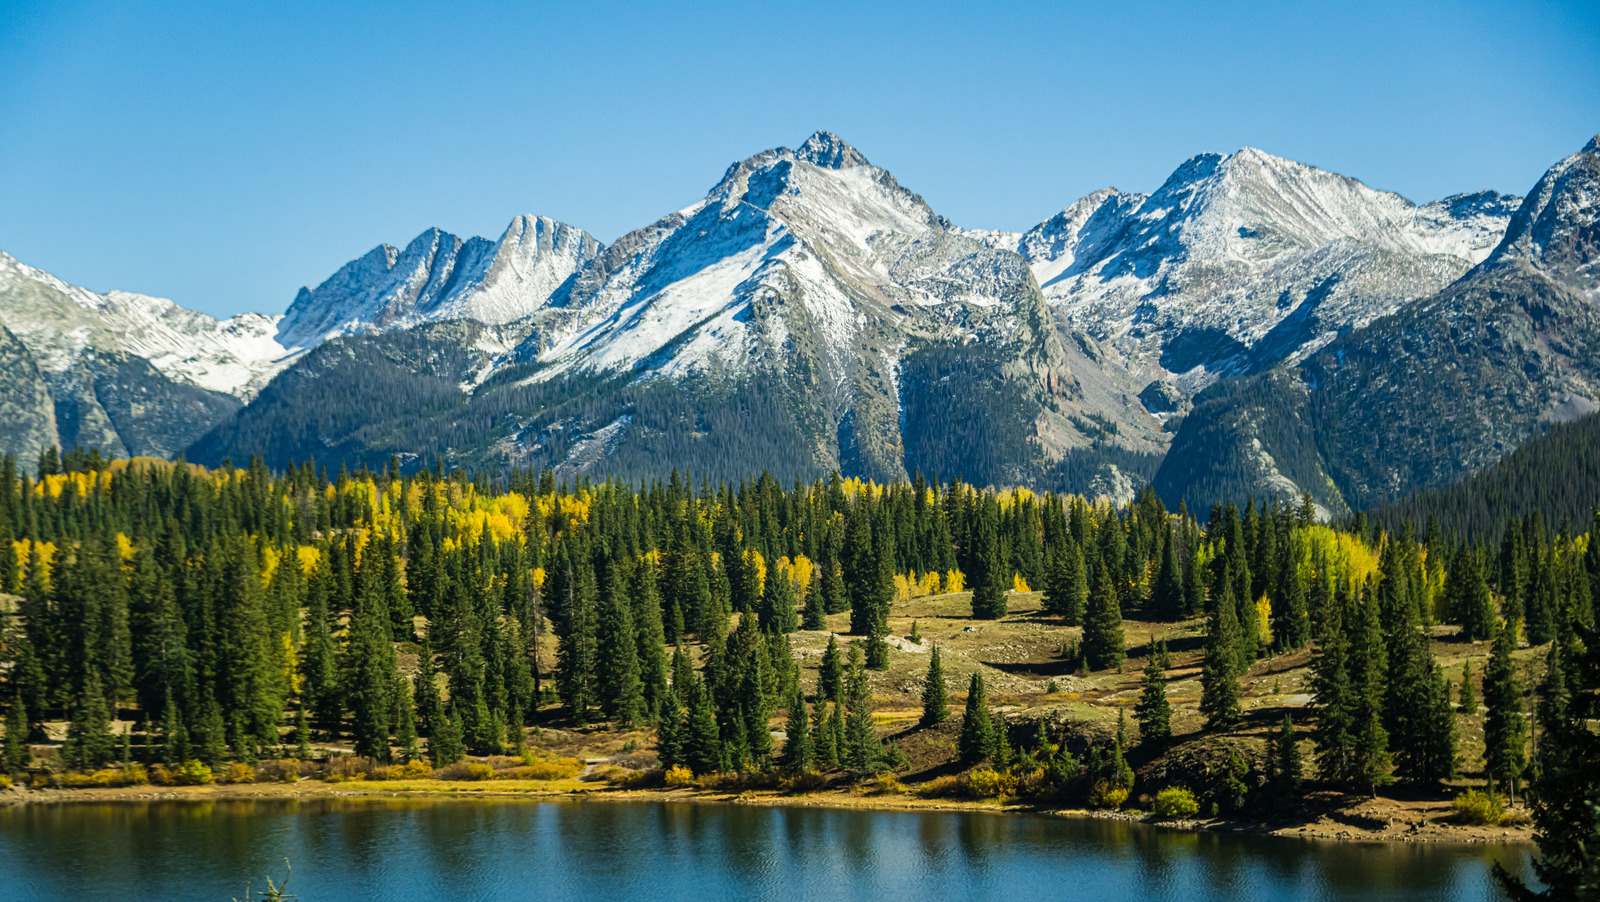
left=1156, top=137, right=1600, bottom=514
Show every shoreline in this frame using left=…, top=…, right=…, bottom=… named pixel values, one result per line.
left=0, top=779, right=1534, bottom=847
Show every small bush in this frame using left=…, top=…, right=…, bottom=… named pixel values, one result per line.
left=394, top=759, right=433, bottom=779
left=609, top=767, right=662, bottom=789
left=522, top=757, right=582, bottom=780
left=151, top=760, right=214, bottom=786
left=963, top=767, right=1019, bottom=800
left=119, top=764, right=149, bottom=786
left=860, top=774, right=906, bottom=796
left=663, top=765, right=696, bottom=789
left=1089, top=781, right=1130, bottom=809
left=435, top=762, right=496, bottom=782
left=1452, top=790, right=1505, bottom=826
left=257, top=760, right=303, bottom=783
left=31, top=773, right=53, bottom=789
left=915, top=774, right=964, bottom=799
left=218, top=763, right=257, bottom=785
left=581, top=765, right=627, bottom=783
left=696, top=771, right=747, bottom=793
left=1153, top=786, right=1200, bottom=820
left=608, top=751, right=660, bottom=771
left=0, top=774, right=11, bottom=789
left=780, top=770, right=828, bottom=793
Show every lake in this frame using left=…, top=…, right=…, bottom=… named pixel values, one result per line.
left=0, top=798, right=1534, bottom=901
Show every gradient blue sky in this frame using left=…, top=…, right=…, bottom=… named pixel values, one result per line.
left=1, top=0, right=1596, bottom=318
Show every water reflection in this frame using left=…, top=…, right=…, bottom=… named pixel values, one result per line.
left=0, top=798, right=1531, bottom=902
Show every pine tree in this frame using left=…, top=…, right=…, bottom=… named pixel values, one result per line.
left=810, top=693, right=838, bottom=771
left=1274, top=542, right=1310, bottom=651
left=1044, top=538, right=1088, bottom=624
left=842, top=645, right=880, bottom=776
left=819, top=635, right=843, bottom=702
left=958, top=671, right=996, bottom=766
left=1200, top=581, right=1243, bottom=731
left=1311, top=588, right=1354, bottom=783
left=344, top=591, right=396, bottom=762
left=920, top=645, right=948, bottom=727
left=969, top=500, right=1007, bottom=620
left=1348, top=587, right=1393, bottom=795
left=62, top=676, right=117, bottom=770
left=1483, top=625, right=1527, bottom=801
left=1151, top=531, right=1184, bottom=622
left=760, top=565, right=799, bottom=634
left=778, top=682, right=813, bottom=774
left=801, top=577, right=827, bottom=631
left=1135, top=653, right=1171, bottom=747
left=393, top=677, right=419, bottom=762
left=3, top=698, right=32, bottom=772
left=429, top=708, right=465, bottom=767
left=683, top=676, right=722, bottom=776
left=596, top=564, right=644, bottom=727
left=1459, top=661, right=1478, bottom=715
left=629, top=559, right=670, bottom=722
left=1082, top=567, right=1125, bottom=672
left=1270, top=713, right=1301, bottom=797
left=1446, top=543, right=1497, bottom=642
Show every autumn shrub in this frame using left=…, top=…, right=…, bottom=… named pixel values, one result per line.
left=860, top=773, right=906, bottom=796
left=325, top=756, right=381, bottom=780
left=218, top=763, right=257, bottom=784
left=525, top=757, right=582, bottom=780
left=914, top=774, right=965, bottom=799
left=120, top=763, right=149, bottom=786
left=257, top=760, right=302, bottom=783
left=608, top=751, right=660, bottom=771
left=60, top=770, right=115, bottom=788
left=696, top=771, right=747, bottom=793
left=781, top=770, right=828, bottom=793
left=436, top=762, right=496, bottom=782
left=608, top=767, right=662, bottom=789
left=394, top=759, right=433, bottom=779
left=581, top=765, right=627, bottom=783
left=1089, top=781, right=1130, bottom=809
left=1452, top=790, right=1505, bottom=826
left=963, top=767, right=1019, bottom=800
left=663, top=765, right=696, bottom=788
left=0, top=774, right=11, bottom=789
left=31, top=773, right=52, bottom=789
left=151, top=760, right=214, bottom=786
left=1153, top=786, right=1200, bottom=820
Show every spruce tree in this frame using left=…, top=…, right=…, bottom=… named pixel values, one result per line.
left=62, top=676, right=117, bottom=770
left=1135, top=653, right=1171, bottom=747
left=4, top=698, right=32, bottom=772
left=778, top=682, right=813, bottom=774
left=1459, top=661, right=1478, bottom=715
left=1274, top=544, right=1310, bottom=652
left=920, top=645, right=948, bottom=727
left=1311, top=588, right=1354, bottom=783
left=1348, top=586, right=1393, bottom=795
left=760, top=565, right=799, bottom=634
left=842, top=645, right=880, bottom=776
left=958, top=671, right=996, bottom=766
left=1446, top=543, right=1497, bottom=642
left=1271, top=713, right=1301, bottom=797
left=1200, top=581, right=1243, bottom=731
left=1082, top=567, right=1125, bottom=672
left=596, top=564, right=644, bottom=727
left=683, top=675, right=722, bottom=775
left=1483, top=625, right=1527, bottom=801
left=801, top=577, right=827, bottom=631
left=969, top=500, right=1007, bottom=620
left=393, top=677, right=419, bottom=763
left=1151, top=532, right=1184, bottom=622
left=810, top=694, right=838, bottom=771
left=629, top=560, right=670, bottom=723
left=429, top=708, right=465, bottom=767
left=819, top=635, right=844, bottom=702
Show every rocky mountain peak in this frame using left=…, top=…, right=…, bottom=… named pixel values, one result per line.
left=1478, top=134, right=1600, bottom=293
left=795, top=130, right=871, bottom=169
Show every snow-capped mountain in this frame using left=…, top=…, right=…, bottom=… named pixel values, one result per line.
left=277, top=214, right=602, bottom=348
left=1013, top=148, right=1519, bottom=392
left=0, top=250, right=295, bottom=397
left=0, top=250, right=301, bottom=459
left=1155, top=135, right=1600, bottom=515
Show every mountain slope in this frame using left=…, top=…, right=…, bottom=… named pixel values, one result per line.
left=0, top=251, right=291, bottom=459
left=1013, top=149, right=1518, bottom=410
left=1155, top=135, right=1600, bottom=515
left=193, top=132, right=1166, bottom=488
left=276, top=215, right=602, bottom=347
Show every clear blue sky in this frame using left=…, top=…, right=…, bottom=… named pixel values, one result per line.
left=1, top=0, right=1596, bottom=318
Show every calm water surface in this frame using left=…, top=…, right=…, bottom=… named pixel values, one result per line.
left=0, top=798, right=1533, bottom=901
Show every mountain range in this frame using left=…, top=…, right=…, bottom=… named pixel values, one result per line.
left=2, top=130, right=1595, bottom=512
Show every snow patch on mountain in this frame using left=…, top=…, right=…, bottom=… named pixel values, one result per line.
left=277, top=215, right=602, bottom=348
left=0, top=250, right=297, bottom=397
left=1017, top=147, right=1520, bottom=380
